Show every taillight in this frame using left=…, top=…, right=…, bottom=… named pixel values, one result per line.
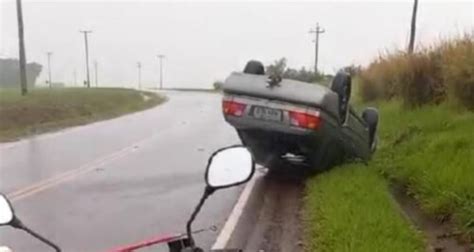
left=289, top=110, right=321, bottom=130
left=223, top=100, right=247, bottom=117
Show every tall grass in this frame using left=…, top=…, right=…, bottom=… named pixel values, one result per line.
left=442, top=36, right=474, bottom=110
left=358, top=34, right=474, bottom=110
left=374, top=101, right=474, bottom=240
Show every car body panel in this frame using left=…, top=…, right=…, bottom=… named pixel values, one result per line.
left=222, top=73, right=373, bottom=171
left=224, top=72, right=340, bottom=118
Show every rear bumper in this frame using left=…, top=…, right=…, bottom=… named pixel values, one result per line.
left=235, top=127, right=342, bottom=171
left=224, top=114, right=314, bottom=136
left=225, top=111, right=370, bottom=169
left=225, top=113, right=338, bottom=162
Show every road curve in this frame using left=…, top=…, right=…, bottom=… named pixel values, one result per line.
left=0, top=91, right=243, bottom=251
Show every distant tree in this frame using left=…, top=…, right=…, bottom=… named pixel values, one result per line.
left=266, top=57, right=323, bottom=83
left=213, top=80, right=224, bottom=90
left=0, top=58, right=42, bottom=88
left=266, top=58, right=287, bottom=76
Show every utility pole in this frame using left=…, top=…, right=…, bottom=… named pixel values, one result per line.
left=16, top=0, right=28, bottom=95
left=309, top=23, right=325, bottom=74
left=137, top=62, right=142, bottom=90
left=94, top=60, right=98, bottom=87
left=73, top=69, right=77, bottom=86
left=157, top=54, right=165, bottom=89
left=408, top=0, right=419, bottom=54
left=46, top=52, right=52, bottom=88
left=80, top=30, right=92, bottom=88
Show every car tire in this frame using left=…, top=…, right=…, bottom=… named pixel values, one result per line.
left=308, top=153, right=331, bottom=172
left=330, top=71, right=352, bottom=124
left=362, top=107, right=379, bottom=153
left=306, top=139, right=342, bottom=172
left=243, top=60, right=265, bottom=75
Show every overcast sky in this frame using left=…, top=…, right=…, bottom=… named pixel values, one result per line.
left=1, top=0, right=473, bottom=88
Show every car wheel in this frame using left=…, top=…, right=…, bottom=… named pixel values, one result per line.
left=330, top=71, right=352, bottom=124
left=307, top=140, right=340, bottom=172
left=243, top=60, right=265, bottom=75
left=362, top=107, right=379, bottom=153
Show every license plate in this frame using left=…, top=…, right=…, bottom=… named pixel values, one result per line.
left=250, top=106, right=282, bottom=122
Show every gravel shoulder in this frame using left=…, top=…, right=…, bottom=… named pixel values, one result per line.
left=244, top=172, right=304, bottom=252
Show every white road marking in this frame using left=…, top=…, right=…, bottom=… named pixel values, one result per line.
left=212, top=170, right=262, bottom=249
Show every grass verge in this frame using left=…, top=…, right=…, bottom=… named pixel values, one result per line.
left=0, top=88, right=166, bottom=142
left=304, top=101, right=474, bottom=251
left=374, top=101, right=474, bottom=239
left=304, top=163, right=424, bottom=252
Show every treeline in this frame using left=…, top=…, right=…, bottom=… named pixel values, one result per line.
left=358, top=34, right=474, bottom=110
left=265, top=58, right=333, bottom=85
left=213, top=58, right=334, bottom=90
left=0, top=58, right=42, bottom=88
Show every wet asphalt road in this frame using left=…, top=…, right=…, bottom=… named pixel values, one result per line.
left=0, top=91, right=243, bottom=251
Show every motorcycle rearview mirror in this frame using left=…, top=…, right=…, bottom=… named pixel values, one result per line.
left=205, top=146, right=255, bottom=189
left=185, top=146, right=255, bottom=249
left=0, top=194, right=14, bottom=226
left=0, top=194, right=62, bottom=252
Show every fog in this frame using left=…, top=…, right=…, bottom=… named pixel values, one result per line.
left=1, top=0, right=472, bottom=89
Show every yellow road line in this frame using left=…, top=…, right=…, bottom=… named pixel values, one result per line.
left=7, top=137, right=152, bottom=202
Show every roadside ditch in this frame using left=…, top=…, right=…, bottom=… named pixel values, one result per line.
left=391, top=184, right=472, bottom=252
left=218, top=167, right=472, bottom=252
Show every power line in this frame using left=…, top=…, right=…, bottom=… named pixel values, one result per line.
left=309, top=22, right=325, bottom=74
left=79, top=30, right=92, bottom=88
left=46, top=52, right=52, bottom=88
left=157, top=54, right=165, bottom=90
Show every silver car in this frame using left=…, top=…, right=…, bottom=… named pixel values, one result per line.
left=222, top=62, right=378, bottom=172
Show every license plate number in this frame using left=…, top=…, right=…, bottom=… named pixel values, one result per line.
left=251, top=106, right=282, bottom=122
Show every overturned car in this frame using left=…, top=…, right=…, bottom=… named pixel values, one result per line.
left=222, top=61, right=379, bottom=172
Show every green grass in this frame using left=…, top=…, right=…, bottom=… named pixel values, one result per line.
left=0, top=87, right=166, bottom=142
left=304, top=164, right=424, bottom=252
left=304, top=101, right=474, bottom=251
left=374, top=101, right=474, bottom=238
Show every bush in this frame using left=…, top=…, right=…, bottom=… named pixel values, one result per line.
left=358, top=34, right=474, bottom=110
left=442, top=35, right=474, bottom=110
left=358, top=77, right=380, bottom=102
left=266, top=57, right=323, bottom=83
left=213, top=80, right=224, bottom=90
left=400, top=50, right=445, bottom=106
left=359, top=54, right=403, bottom=101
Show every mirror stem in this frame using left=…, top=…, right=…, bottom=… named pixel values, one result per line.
left=186, top=186, right=215, bottom=247
left=11, top=217, right=61, bottom=252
